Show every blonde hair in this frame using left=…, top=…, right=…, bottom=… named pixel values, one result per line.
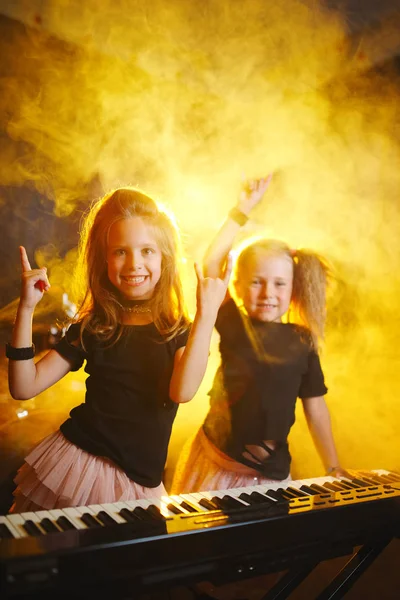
left=235, top=239, right=330, bottom=349
left=72, top=187, right=188, bottom=345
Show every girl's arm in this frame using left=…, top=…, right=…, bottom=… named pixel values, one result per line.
left=169, top=259, right=232, bottom=404
left=301, top=396, right=350, bottom=478
left=204, top=175, right=272, bottom=279
left=8, top=246, right=73, bottom=400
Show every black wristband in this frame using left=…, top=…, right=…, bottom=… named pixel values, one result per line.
left=6, top=343, right=35, bottom=360
left=229, top=207, right=249, bottom=227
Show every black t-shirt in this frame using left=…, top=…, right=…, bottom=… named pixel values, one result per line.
left=55, top=321, right=189, bottom=487
left=203, top=299, right=327, bottom=480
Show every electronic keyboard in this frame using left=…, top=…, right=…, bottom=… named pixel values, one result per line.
left=1, top=470, right=399, bottom=599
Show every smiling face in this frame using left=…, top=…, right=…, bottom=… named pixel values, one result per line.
left=235, top=249, right=293, bottom=322
left=106, top=217, right=162, bottom=300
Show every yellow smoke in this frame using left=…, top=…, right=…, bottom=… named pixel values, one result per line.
left=0, top=0, right=399, bottom=485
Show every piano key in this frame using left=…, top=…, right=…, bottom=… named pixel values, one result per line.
left=209, top=495, right=244, bottom=510
left=176, top=493, right=211, bottom=513
left=309, top=484, right=328, bottom=494
left=0, top=515, right=20, bottom=539
left=18, top=510, right=51, bottom=536
left=82, top=504, right=118, bottom=526
left=38, top=517, right=61, bottom=533
left=6, top=513, right=30, bottom=537
left=123, top=500, right=163, bottom=522
left=299, top=485, right=320, bottom=495
left=179, top=500, right=201, bottom=513
left=165, top=502, right=184, bottom=515
left=119, top=507, right=139, bottom=523
left=285, top=486, right=309, bottom=497
left=97, top=503, right=129, bottom=524
left=0, top=518, right=15, bottom=539
left=62, top=507, right=92, bottom=530
left=124, top=498, right=173, bottom=519
left=80, top=513, right=103, bottom=528
left=276, top=487, right=300, bottom=500
left=23, top=520, right=44, bottom=536
left=47, top=509, right=77, bottom=531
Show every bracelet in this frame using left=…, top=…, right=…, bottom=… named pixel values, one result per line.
left=326, top=465, right=340, bottom=475
left=228, top=207, right=249, bottom=227
left=5, top=343, right=35, bottom=360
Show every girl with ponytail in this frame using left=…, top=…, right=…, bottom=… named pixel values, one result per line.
left=172, top=176, right=348, bottom=493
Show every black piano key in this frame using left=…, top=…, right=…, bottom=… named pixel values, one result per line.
left=199, top=498, right=219, bottom=510
left=146, top=505, right=166, bottom=521
left=167, top=503, right=185, bottom=514
left=299, top=485, right=320, bottom=495
left=179, top=501, right=200, bottom=513
left=309, top=484, right=328, bottom=494
left=381, top=473, right=400, bottom=482
left=360, top=474, right=386, bottom=485
left=370, top=474, right=395, bottom=484
left=238, top=492, right=253, bottom=504
left=56, top=516, right=77, bottom=531
left=23, top=520, right=44, bottom=536
left=131, top=506, right=159, bottom=522
left=95, top=511, right=118, bottom=526
left=80, top=513, right=102, bottom=528
left=0, top=523, right=14, bottom=539
left=330, top=480, right=356, bottom=490
left=212, top=495, right=245, bottom=510
left=249, top=491, right=276, bottom=505
left=351, top=478, right=372, bottom=487
left=119, top=508, right=139, bottom=523
left=39, top=518, right=61, bottom=533
left=339, top=479, right=360, bottom=489
left=286, top=487, right=308, bottom=497
left=323, top=482, right=348, bottom=492
left=353, top=477, right=377, bottom=486
left=264, top=489, right=287, bottom=501
left=277, top=488, right=299, bottom=500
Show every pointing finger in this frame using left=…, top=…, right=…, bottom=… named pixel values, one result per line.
left=19, top=246, right=32, bottom=273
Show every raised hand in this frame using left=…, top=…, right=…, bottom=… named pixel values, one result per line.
left=237, top=174, right=273, bottom=215
left=194, top=253, right=233, bottom=318
left=19, top=245, right=50, bottom=309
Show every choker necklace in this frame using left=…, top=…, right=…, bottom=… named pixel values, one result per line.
left=115, top=299, right=152, bottom=314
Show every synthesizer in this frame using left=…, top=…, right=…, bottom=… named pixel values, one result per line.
left=0, top=470, right=399, bottom=599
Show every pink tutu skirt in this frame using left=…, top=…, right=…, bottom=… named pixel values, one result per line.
left=10, top=430, right=166, bottom=513
left=171, top=427, right=290, bottom=494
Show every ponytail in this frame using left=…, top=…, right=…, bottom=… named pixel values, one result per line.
left=291, top=249, right=331, bottom=349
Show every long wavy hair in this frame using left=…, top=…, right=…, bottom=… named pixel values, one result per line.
left=72, top=187, right=188, bottom=345
left=235, top=239, right=331, bottom=349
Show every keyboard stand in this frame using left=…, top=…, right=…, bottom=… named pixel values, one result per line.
left=315, top=537, right=392, bottom=600
left=187, top=538, right=393, bottom=600
left=261, top=537, right=392, bottom=600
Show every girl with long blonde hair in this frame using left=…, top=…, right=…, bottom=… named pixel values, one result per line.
left=172, top=176, right=348, bottom=494
left=8, top=187, right=231, bottom=512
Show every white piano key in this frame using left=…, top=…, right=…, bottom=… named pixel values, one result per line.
left=174, top=493, right=209, bottom=512
left=0, top=515, right=21, bottom=538
left=34, top=510, right=64, bottom=533
left=47, top=507, right=75, bottom=529
left=168, top=494, right=201, bottom=513
left=98, top=503, right=127, bottom=524
left=62, top=507, right=90, bottom=530
left=201, top=489, right=249, bottom=506
left=18, top=511, right=48, bottom=534
left=5, top=513, right=29, bottom=537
